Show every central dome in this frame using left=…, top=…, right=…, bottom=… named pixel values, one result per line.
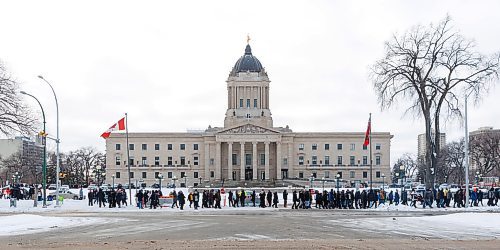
left=231, top=44, right=264, bottom=74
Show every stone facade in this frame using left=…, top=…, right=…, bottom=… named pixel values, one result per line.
left=105, top=43, right=392, bottom=188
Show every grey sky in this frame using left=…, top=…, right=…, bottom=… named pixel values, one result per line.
left=1, top=0, right=499, bottom=165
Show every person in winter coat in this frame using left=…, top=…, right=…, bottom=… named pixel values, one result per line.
left=394, top=190, right=400, bottom=206
left=240, top=189, right=246, bottom=207
left=328, top=190, right=335, bottom=209
left=214, top=190, right=221, bottom=209
left=315, top=190, right=321, bottom=209
left=487, top=187, right=495, bottom=206
left=136, top=190, right=144, bottom=209
left=266, top=190, right=272, bottom=207
left=178, top=190, right=186, bottom=210
left=193, top=189, right=200, bottom=209
left=424, top=189, right=433, bottom=208
left=228, top=191, right=233, bottom=207
left=171, top=190, right=178, bottom=208
left=388, top=191, right=394, bottom=205
left=368, top=189, right=376, bottom=208
left=470, top=189, right=478, bottom=207
left=272, top=192, right=279, bottom=208
left=282, top=190, right=288, bottom=208
left=259, top=190, right=266, bottom=208
left=478, top=190, right=484, bottom=206
left=292, top=190, right=298, bottom=209
left=88, top=190, right=94, bottom=206
left=188, top=192, right=193, bottom=208
left=354, top=190, right=361, bottom=209
left=251, top=190, right=256, bottom=207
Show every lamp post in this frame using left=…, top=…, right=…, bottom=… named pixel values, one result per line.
left=321, top=177, right=325, bottom=192
left=463, top=92, right=472, bottom=208
left=96, top=165, right=102, bottom=186
left=158, top=174, right=163, bottom=193
left=172, top=176, right=178, bottom=190
left=38, top=76, right=61, bottom=206
left=199, top=177, right=202, bottom=186
left=309, top=174, right=315, bottom=189
left=20, top=91, right=47, bottom=207
left=112, top=174, right=115, bottom=189
left=336, top=174, right=340, bottom=193
left=382, top=173, right=385, bottom=192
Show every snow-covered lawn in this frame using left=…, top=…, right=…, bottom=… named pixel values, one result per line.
left=0, top=214, right=103, bottom=236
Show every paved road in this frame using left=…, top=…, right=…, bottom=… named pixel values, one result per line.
left=1, top=210, right=499, bottom=249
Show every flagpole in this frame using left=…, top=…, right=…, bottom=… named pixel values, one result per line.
left=369, top=113, right=373, bottom=190
left=125, top=112, right=131, bottom=206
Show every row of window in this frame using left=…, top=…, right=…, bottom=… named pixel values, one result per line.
left=116, top=143, right=199, bottom=151
left=115, top=171, right=199, bottom=179
left=115, top=156, right=199, bottom=166
left=298, top=171, right=383, bottom=179
left=299, top=143, right=381, bottom=151
left=298, top=155, right=381, bottom=166
left=239, top=98, right=258, bottom=108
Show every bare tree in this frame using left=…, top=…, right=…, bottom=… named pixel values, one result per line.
left=391, top=153, right=419, bottom=184
left=0, top=62, right=36, bottom=136
left=370, top=16, right=500, bottom=188
left=0, top=152, right=41, bottom=184
left=439, top=139, right=466, bottom=184
left=470, top=132, right=500, bottom=175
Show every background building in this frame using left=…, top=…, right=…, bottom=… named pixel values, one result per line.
left=105, top=43, right=393, bottom=188
left=0, top=136, right=44, bottom=184
left=418, top=129, right=446, bottom=158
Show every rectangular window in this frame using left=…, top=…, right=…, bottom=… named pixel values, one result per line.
left=363, top=171, right=368, bottom=178
left=312, top=172, right=317, bottom=178
left=350, top=143, right=355, bottom=151
left=167, top=172, right=172, bottom=178
left=376, top=143, right=381, bottom=150
left=141, top=157, right=147, bottom=166
left=246, top=99, right=250, bottom=107
left=210, top=158, right=214, bottom=165
left=376, top=155, right=381, bottom=165
left=142, top=144, right=147, bottom=150
left=363, top=144, right=367, bottom=150
left=240, top=99, right=243, bottom=107
left=299, top=172, right=304, bottom=178
left=167, top=157, right=173, bottom=166
left=180, top=144, right=185, bottom=150
left=260, top=153, right=265, bottom=165
left=312, top=144, right=317, bottom=150
left=115, top=172, right=121, bottom=178
left=128, top=157, right=134, bottom=166
left=155, top=144, right=160, bottom=150
left=180, top=156, right=186, bottom=165
left=312, top=156, right=317, bottom=165
left=376, top=171, right=381, bottom=178
left=245, top=154, right=252, bottom=165
left=193, top=144, right=199, bottom=150
left=350, top=156, right=355, bottom=166
left=181, top=172, right=185, bottom=178
left=298, top=156, right=304, bottom=165
left=337, top=156, right=343, bottom=165
left=337, top=172, right=343, bottom=179
left=232, top=154, right=237, bottom=165
left=130, top=172, right=134, bottom=178
left=115, top=156, right=121, bottom=165
left=155, top=172, right=159, bottom=178
left=324, top=156, right=330, bottom=165
left=350, top=171, right=355, bottom=178
left=194, top=172, right=199, bottom=179
left=142, top=172, right=147, bottom=178
left=194, top=156, right=199, bottom=165
left=115, top=144, right=121, bottom=150
left=129, top=144, right=135, bottom=150
left=324, top=171, right=330, bottom=178
left=210, top=171, right=215, bottom=178
left=363, top=156, right=368, bottom=165
left=337, top=144, right=343, bottom=150
left=299, top=144, right=304, bottom=150
left=254, top=99, right=257, bottom=108
left=167, top=144, right=172, bottom=150
left=325, top=144, right=330, bottom=150
left=283, top=158, right=288, bottom=166
left=154, top=156, right=160, bottom=166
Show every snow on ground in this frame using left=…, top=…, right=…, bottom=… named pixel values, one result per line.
left=330, top=213, right=500, bottom=240
left=0, top=214, right=103, bottom=236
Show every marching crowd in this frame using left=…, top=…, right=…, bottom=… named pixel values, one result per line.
left=86, top=185, right=500, bottom=210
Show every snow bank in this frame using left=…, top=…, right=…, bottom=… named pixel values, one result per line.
left=0, top=214, right=103, bottom=236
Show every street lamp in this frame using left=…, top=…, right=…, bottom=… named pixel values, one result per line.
left=20, top=91, right=47, bottom=207
left=199, top=177, right=202, bottom=185
left=38, top=76, right=61, bottom=206
left=309, top=174, right=315, bottom=189
left=336, top=174, right=340, bottom=193
left=96, top=165, right=102, bottom=185
left=382, top=173, right=385, bottom=192
left=112, top=174, right=115, bottom=189
left=321, top=177, right=326, bottom=192
left=157, top=174, right=163, bottom=193
left=172, top=175, right=178, bottom=190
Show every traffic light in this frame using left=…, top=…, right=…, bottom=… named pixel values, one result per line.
left=38, top=131, right=48, bottom=137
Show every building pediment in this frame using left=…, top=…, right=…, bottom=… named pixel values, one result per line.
left=217, top=124, right=280, bottom=134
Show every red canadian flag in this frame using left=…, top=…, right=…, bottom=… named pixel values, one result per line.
left=363, top=116, right=371, bottom=147
left=101, top=117, right=126, bottom=139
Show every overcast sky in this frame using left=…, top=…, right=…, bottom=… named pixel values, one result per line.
left=1, top=0, right=499, bottom=165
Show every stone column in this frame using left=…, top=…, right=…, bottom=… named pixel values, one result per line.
left=240, top=142, right=245, bottom=180
left=276, top=142, right=282, bottom=180
left=288, top=143, right=294, bottom=178
left=265, top=141, right=270, bottom=180
left=215, top=142, right=221, bottom=180
left=204, top=142, right=210, bottom=179
left=228, top=142, right=233, bottom=180
left=252, top=142, right=258, bottom=180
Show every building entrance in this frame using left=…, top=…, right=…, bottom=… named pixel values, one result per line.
left=245, top=168, right=253, bottom=180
